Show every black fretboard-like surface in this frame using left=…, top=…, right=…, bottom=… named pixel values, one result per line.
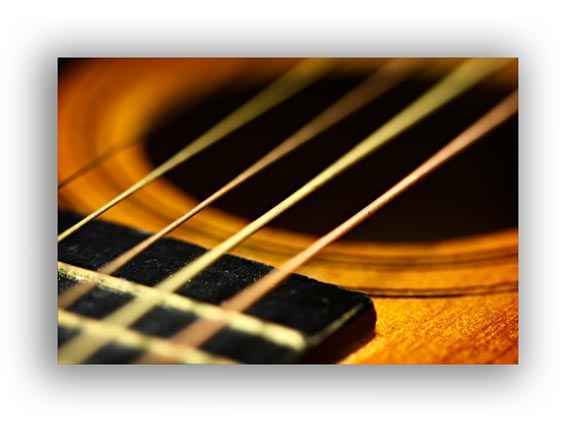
left=57, top=211, right=376, bottom=364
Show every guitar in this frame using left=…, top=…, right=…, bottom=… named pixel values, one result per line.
left=58, top=57, right=518, bottom=363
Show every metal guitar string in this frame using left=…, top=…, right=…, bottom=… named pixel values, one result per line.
left=117, top=58, right=509, bottom=296
left=58, top=261, right=306, bottom=350
left=58, top=58, right=510, bottom=363
left=57, top=58, right=335, bottom=243
left=59, top=58, right=425, bottom=309
left=96, top=58, right=426, bottom=275
left=152, top=90, right=518, bottom=357
left=58, top=137, right=144, bottom=189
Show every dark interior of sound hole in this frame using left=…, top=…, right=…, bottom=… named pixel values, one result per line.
left=144, top=69, right=518, bottom=242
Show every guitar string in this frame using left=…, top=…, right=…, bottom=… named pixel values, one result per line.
left=138, top=90, right=519, bottom=358
left=57, top=58, right=510, bottom=363
left=94, top=60, right=421, bottom=263
left=56, top=266, right=517, bottom=362
left=57, top=58, right=335, bottom=243
left=58, top=138, right=143, bottom=189
left=114, top=58, right=510, bottom=294
left=57, top=59, right=339, bottom=190
left=58, top=261, right=306, bottom=350
left=58, top=309, right=237, bottom=364
left=59, top=58, right=424, bottom=308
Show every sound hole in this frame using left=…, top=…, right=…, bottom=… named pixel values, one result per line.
left=144, top=71, right=518, bottom=242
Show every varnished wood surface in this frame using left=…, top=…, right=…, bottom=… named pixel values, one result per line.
left=58, top=58, right=518, bottom=363
left=342, top=294, right=518, bottom=364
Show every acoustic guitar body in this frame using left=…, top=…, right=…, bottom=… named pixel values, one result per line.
left=58, top=58, right=518, bottom=364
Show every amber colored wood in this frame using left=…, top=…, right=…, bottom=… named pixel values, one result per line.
left=58, top=58, right=518, bottom=364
